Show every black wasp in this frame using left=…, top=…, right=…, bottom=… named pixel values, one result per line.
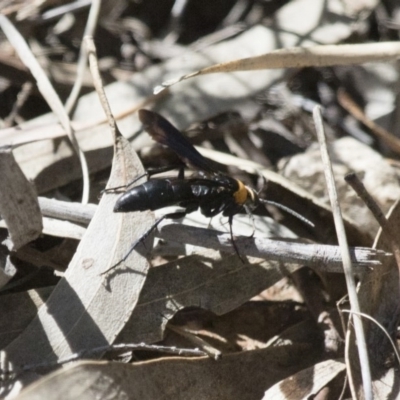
left=108, top=109, right=313, bottom=270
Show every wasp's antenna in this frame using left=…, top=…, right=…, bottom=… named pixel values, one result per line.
left=259, top=199, right=314, bottom=228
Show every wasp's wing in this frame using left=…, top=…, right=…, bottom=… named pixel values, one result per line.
left=139, top=109, right=217, bottom=175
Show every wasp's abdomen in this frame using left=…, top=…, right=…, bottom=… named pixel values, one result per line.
left=114, top=179, right=204, bottom=212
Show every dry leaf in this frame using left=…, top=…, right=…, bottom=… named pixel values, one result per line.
left=118, top=251, right=298, bottom=344
left=15, top=343, right=321, bottom=400
left=280, top=137, right=400, bottom=238
left=0, top=147, right=42, bottom=250
left=0, top=252, right=292, bottom=351
left=157, top=42, right=400, bottom=92
left=4, top=132, right=153, bottom=369
left=262, top=359, right=346, bottom=399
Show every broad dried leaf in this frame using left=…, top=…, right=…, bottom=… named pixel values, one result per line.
left=15, top=344, right=321, bottom=400
left=280, top=137, right=400, bottom=239
left=4, top=133, right=154, bottom=367
left=0, top=147, right=42, bottom=250
left=0, top=236, right=386, bottom=349
left=118, top=251, right=297, bottom=344
left=262, top=359, right=346, bottom=399
left=0, top=252, right=294, bottom=349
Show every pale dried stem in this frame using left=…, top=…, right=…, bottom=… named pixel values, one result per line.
left=313, top=106, right=372, bottom=400
left=65, top=0, right=102, bottom=114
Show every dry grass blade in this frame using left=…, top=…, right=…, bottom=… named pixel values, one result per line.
left=0, top=15, right=90, bottom=204
left=313, top=106, right=372, bottom=400
left=0, top=147, right=42, bottom=250
left=64, top=0, right=101, bottom=114
left=155, top=41, right=400, bottom=93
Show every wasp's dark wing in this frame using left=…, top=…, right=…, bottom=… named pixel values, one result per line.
left=138, top=109, right=217, bottom=175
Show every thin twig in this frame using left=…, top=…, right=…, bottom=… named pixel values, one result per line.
left=338, top=89, right=400, bottom=155
left=341, top=310, right=400, bottom=366
left=3, top=81, right=33, bottom=127
left=19, top=343, right=208, bottom=372
left=313, top=105, right=372, bottom=400
left=65, top=0, right=101, bottom=114
left=32, top=197, right=390, bottom=271
left=168, top=324, right=222, bottom=360
left=85, top=36, right=120, bottom=142
left=344, top=324, right=356, bottom=399
left=38, top=197, right=96, bottom=225
left=157, top=221, right=388, bottom=272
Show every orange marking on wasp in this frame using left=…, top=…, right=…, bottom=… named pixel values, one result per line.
left=233, top=180, right=249, bottom=205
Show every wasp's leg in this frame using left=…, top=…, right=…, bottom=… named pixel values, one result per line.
left=228, top=214, right=245, bottom=264
left=177, top=164, right=185, bottom=179
left=244, top=205, right=256, bottom=238
left=103, top=164, right=185, bottom=195
left=102, top=172, right=149, bottom=195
